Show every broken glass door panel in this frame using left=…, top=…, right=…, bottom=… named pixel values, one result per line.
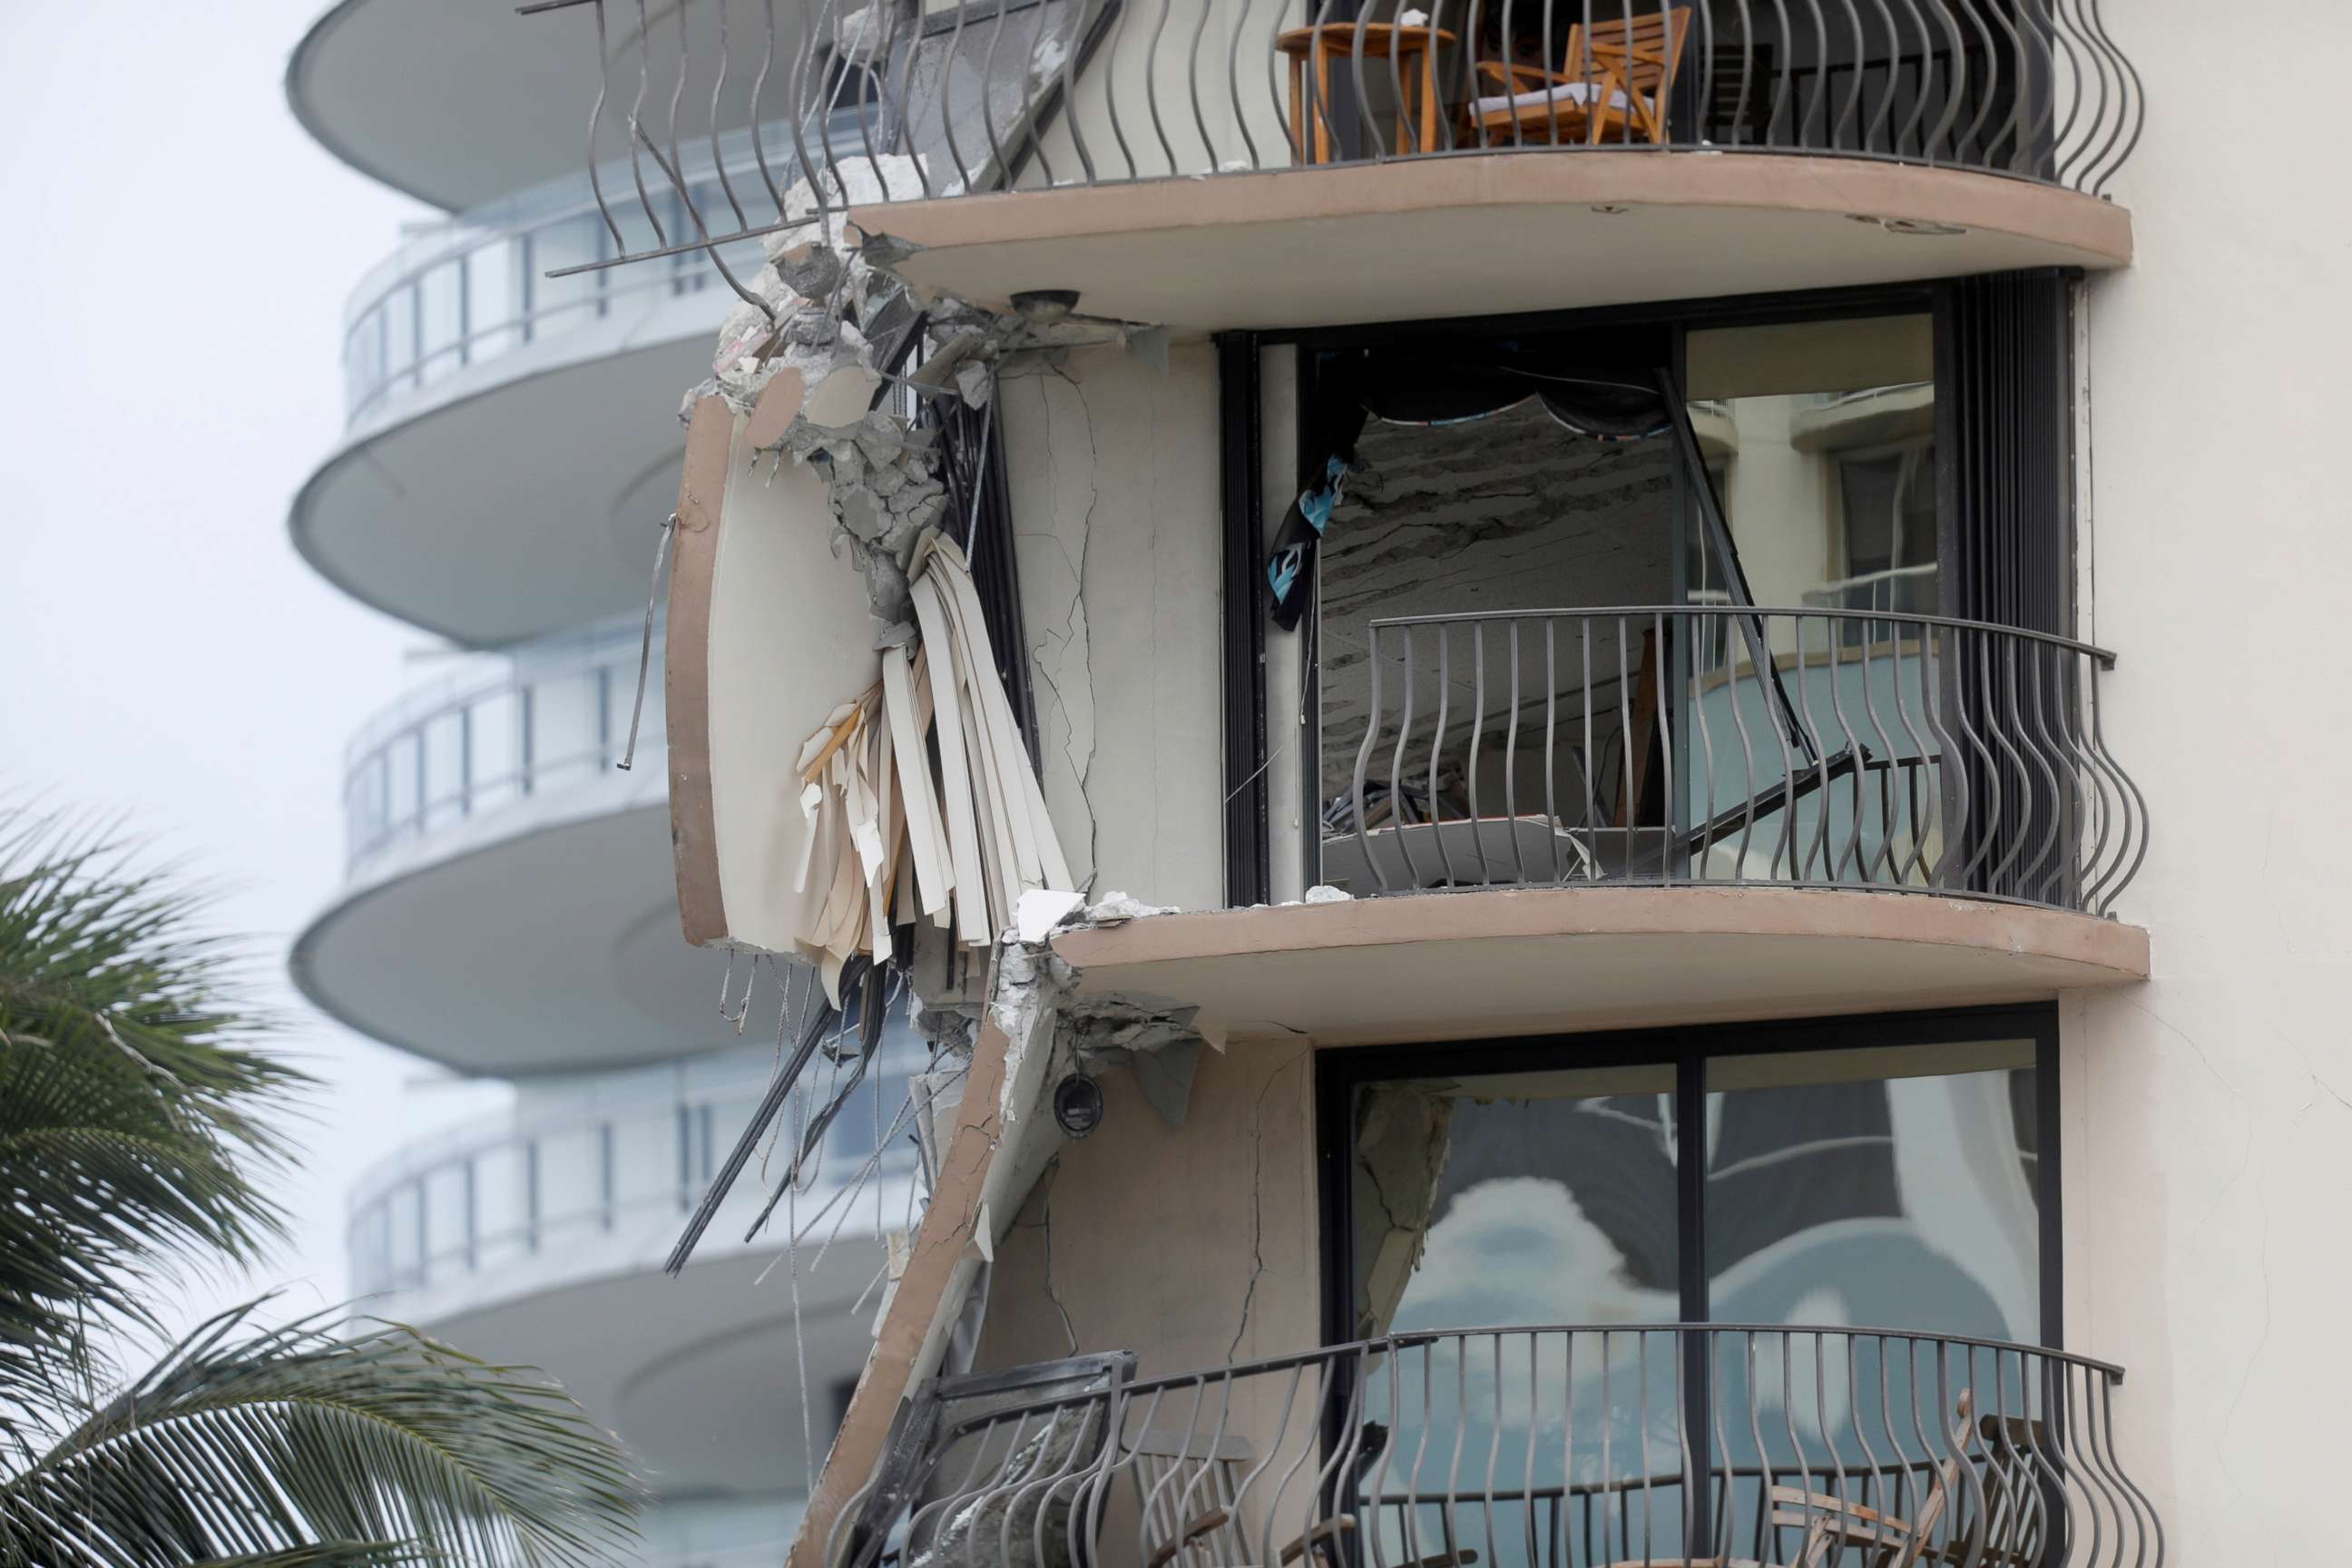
left=1316, top=396, right=1677, bottom=891
left=1349, top=1064, right=1684, bottom=1568
left=1681, top=619, right=1940, bottom=887
left=1679, top=315, right=1938, bottom=885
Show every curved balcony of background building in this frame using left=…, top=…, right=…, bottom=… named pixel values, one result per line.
left=291, top=111, right=865, bottom=649
left=522, top=0, right=2143, bottom=337
left=290, top=613, right=738, bottom=1075
left=286, top=0, right=799, bottom=211
left=346, top=1040, right=927, bottom=1554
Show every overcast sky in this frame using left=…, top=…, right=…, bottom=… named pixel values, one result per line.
left=0, top=4, right=512, bottom=1334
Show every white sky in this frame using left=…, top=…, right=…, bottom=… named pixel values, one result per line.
left=0, top=4, right=512, bottom=1335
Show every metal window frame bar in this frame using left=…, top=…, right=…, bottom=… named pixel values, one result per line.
left=1219, top=330, right=1270, bottom=906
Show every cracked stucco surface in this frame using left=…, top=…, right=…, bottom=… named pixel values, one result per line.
left=1002, top=343, right=1222, bottom=912
left=973, top=1034, right=1316, bottom=1377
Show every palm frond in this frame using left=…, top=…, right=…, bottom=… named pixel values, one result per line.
left=0, top=1301, right=642, bottom=1568
left=192, top=1545, right=422, bottom=1568
left=0, top=810, right=305, bottom=1428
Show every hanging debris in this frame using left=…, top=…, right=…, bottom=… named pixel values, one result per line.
left=789, top=535, right=1073, bottom=995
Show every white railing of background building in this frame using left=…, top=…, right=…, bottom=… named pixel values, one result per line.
left=346, top=1046, right=926, bottom=1300
left=339, top=110, right=871, bottom=427
left=340, top=612, right=663, bottom=875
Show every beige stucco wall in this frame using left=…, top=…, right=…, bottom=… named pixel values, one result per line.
left=1000, top=340, right=1225, bottom=913
left=2059, top=1, right=2352, bottom=1559
left=974, top=1036, right=1319, bottom=1378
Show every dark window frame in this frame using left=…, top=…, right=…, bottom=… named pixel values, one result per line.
left=1312, top=1000, right=2064, bottom=1354
left=1215, top=275, right=2078, bottom=904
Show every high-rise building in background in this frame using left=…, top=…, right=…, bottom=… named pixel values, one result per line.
left=280, top=9, right=915, bottom=1563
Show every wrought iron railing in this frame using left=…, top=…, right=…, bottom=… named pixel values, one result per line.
left=515, top=0, right=2141, bottom=289
left=341, top=613, right=663, bottom=874
left=1324, top=606, right=2143, bottom=916
left=834, top=1325, right=2157, bottom=1568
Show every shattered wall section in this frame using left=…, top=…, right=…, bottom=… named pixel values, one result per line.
left=1002, top=344, right=1224, bottom=911
left=975, top=1033, right=1318, bottom=1377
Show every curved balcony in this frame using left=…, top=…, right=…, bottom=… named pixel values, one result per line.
left=858, top=1326, right=2160, bottom=1568
left=295, top=115, right=854, bottom=648
left=533, top=0, right=2140, bottom=335
left=1055, top=606, right=2147, bottom=1045
left=291, top=616, right=734, bottom=1075
left=287, top=0, right=791, bottom=211
left=348, top=1044, right=924, bottom=1505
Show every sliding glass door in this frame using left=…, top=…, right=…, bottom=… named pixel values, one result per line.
left=1321, top=1007, right=2053, bottom=1567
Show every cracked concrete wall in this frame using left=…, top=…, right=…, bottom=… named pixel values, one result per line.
left=973, top=1037, right=1318, bottom=1377
left=2055, top=15, right=2352, bottom=1554
left=1001, top=342, right=1223, bottom=911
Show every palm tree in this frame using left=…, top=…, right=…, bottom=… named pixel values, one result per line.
left=0, top=811, right=642, bottom=1567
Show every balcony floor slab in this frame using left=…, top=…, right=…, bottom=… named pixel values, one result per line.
left=857, top=152, right=2132, bottom=335
left=1050, top=884, right=2149, bottom=1045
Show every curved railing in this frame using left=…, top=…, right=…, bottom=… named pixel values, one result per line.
left=514, top=0, right=2141, bottom=284
left=338, top=112, right=868, bottom=426
left=341, top=613, right=663, bottom=875
left=837, top=1325, right=2159, bottom=1568
left=1326, top=606, right=2144, bottom=916
left=347, top=1043, right=926, bottom=1300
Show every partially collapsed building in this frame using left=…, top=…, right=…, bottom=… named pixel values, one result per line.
left=307, top=0, right=2352, bottom=1561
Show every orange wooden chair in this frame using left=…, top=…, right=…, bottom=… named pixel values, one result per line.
left=1467, top=7, right=1692, bottom=147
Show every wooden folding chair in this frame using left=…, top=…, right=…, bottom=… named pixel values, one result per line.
left=1467, top=7, right=1692, bottom=148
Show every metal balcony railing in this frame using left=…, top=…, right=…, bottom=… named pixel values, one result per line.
left=838, top=1325, right=2158, bottom=1568
left=340, top=614, right=664, bottom=876
left=1324, top=606, right=2143, bottom=916
left=338, top=111, right=875, bottom=427
left=347, top=1044, right=926, bottom=1300
left=516, top=0, right=2140, bottom=289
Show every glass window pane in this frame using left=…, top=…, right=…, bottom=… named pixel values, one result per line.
left=348, top=755, right=388, bottom=861
left=466, top=238, right=524, bottom=362
left=423, top=1162, right=471, bottom=1279
left=386, top=730, right=422, bottom=843
left=382, top=283, right=417, bottom=394
left=421, top=709, right=466, bottom=831
left=611, top=1111, right=677, bottom=1218
left=1703, top=1039, right=2040, bottom=1342
left=527, top=671, right=604, bottom=790
left=535, top=1124, right=604, bottom=1242
left=474, top=1142, right=530, bottom=1273
left=387, top=1181, right=424, bottom=1285
left=346, top=309, right=384, bottom=414
left=530, top=214, right=606, bottom=336
left=417, top=260, right=465, bottom=385
left=1349, top=1063, right=1680, bottom=1338
left=469, top=690, right=522, bottom=813
left=349, top=1200, right=390, bottom=1296
left=1683, top=314, right=1936, bottom=614
left=1348, top=1063, right=1684, bottom=1568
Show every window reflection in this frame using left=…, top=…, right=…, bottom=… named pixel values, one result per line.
left=1344, top=1036, right=2042, bottom=1343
